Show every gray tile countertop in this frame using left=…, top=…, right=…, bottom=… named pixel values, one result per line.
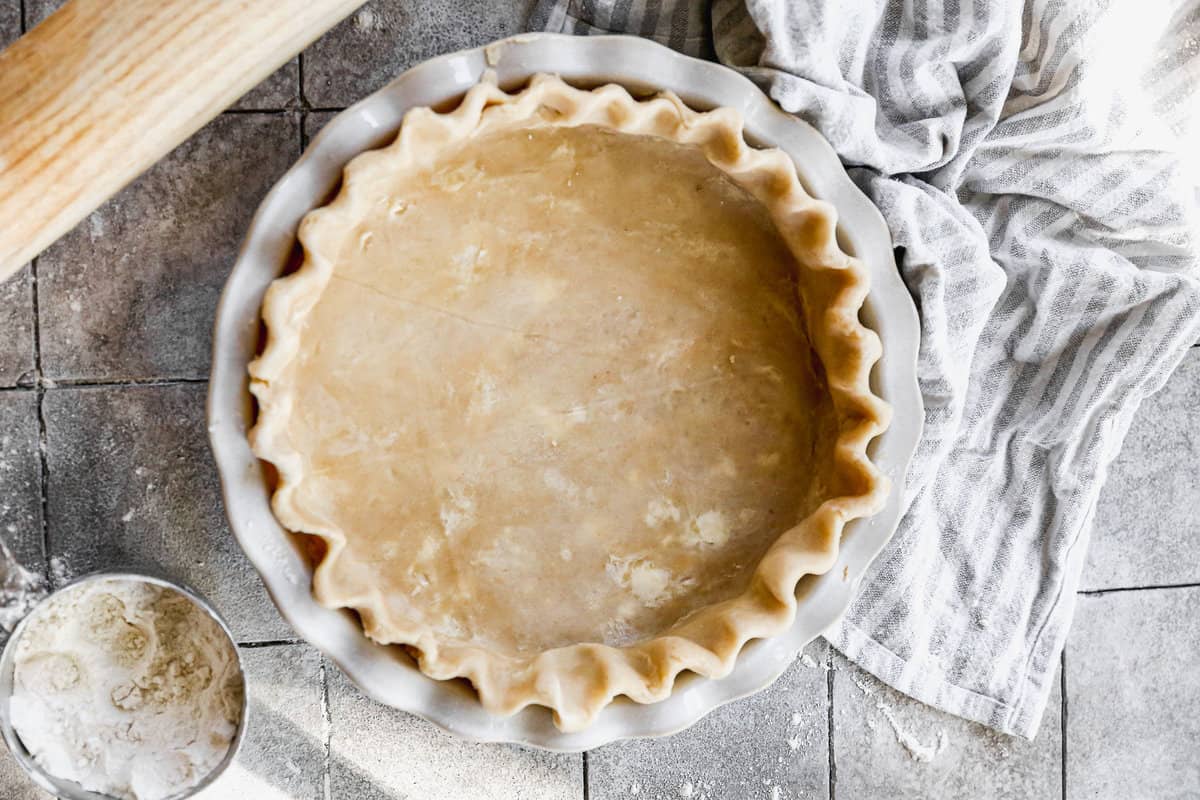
left=2, top=2, right=1197, bottom=798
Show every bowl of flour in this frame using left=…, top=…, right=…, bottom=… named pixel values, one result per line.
left=0, top=573, right=246, bottom=800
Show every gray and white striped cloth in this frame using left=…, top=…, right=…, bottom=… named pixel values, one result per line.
left=530, top=0, right=1200, bottom=737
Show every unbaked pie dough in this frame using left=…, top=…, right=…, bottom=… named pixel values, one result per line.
left=250, top=74, right=890, bottom=731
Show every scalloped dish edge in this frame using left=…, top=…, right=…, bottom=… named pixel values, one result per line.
left=248, top=73, right=891, bottom=732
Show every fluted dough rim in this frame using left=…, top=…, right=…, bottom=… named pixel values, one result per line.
left=248, top=73, right=891, bottom=732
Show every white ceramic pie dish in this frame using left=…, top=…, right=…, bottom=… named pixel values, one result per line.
left=207, top=32, right=922, bottom=751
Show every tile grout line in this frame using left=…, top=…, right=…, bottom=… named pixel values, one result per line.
left=826, top=647, right=836, bottom=800
left=238, top=638, right=302, bottom=649
left=320, top=655, right=334, bottom=800
left=3, top=378, right=207, bottom=391
left=222, top=106, right=350, bottom=115
left=29, top=253, right=52, bottom=585
left=1078, top=581, right=1200, bottom=595
left=581, top=751, right=589, bottom=800
left=298, top=51, right=309, bottom=154
left=298, top=51, right=310, bottom=111
left=45, top=376, right=208, bottom=390
left=1060, top=649, right=1068, bottom=800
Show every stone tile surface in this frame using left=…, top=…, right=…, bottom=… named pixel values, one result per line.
left=0, top=389, right=44, bottom=651
left=0, top=0, right=19, bottom=47
left=196, top=644, right=326, bottom=800
left=1067, top=588, right=1200, bottom=800
left=302, top=0, right=536, bottom=107
left=303, top=110, right=340, bottom=147
left=232, top=60, right=300, bottom=111
left=0, top=264, right=35, bottom=387
left=326, top=663, right=582, bottom=800
left=589, top=641, right=830, bottom=800
left=0, top=391, right=44, bottom=572
left=36, top=114, right=298, bottom=381
left=1082, top=349, right=1200, bottom=590
left=42, top=383, right=291, bottom=642
left=831, top=653, right=1062, bottom=799
left=0, top=751, right=46, bottom=800
left=23, top=0, right=58, bottom=27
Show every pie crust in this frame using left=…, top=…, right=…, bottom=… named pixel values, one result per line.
left=250, top=74, right=891, bottom=731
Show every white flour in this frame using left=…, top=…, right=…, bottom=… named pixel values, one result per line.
left=9, top=578, right=244, bottom=800
left=0, top=540, right=45, bottom=632
left=876, top=703, right=949, bottom=763
left=851, top=671, right=950, bottom=763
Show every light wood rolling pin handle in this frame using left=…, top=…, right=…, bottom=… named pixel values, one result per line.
left=0, top=0, right=368, bottom=284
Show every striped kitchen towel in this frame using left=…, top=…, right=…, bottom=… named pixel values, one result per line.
left=530, top=0, right=1200, bottom=737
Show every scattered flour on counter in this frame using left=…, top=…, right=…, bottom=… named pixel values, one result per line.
left=49, top=555, right=72, bottom=586
left=876, top=701, right=949, bottom=762
left=786, top=710, right=811, bottom=751
left=851, top=670, right=949, bottom=762
left=0, top=540, right=45, bottom=632
left=10, top=578, right=244, bottom=800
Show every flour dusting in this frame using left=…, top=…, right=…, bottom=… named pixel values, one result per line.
left=876, top=701, right=949, bottom=762
left=49, top=554, right=72, bottom=586
left=0, top=539, right=45, bottom=632
left=852, top=670, right=950, bottom=763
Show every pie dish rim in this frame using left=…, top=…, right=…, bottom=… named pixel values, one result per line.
left=207, top=32, right=923, bottom=751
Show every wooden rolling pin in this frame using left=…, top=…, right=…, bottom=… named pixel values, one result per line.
left=0, top=0, right=367, bottom=284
